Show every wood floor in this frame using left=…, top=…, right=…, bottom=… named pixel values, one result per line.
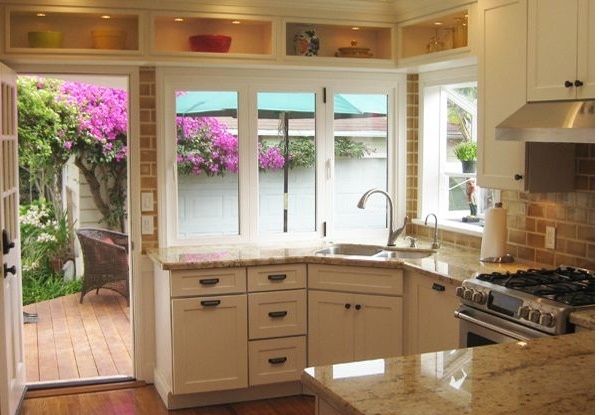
left=21, top=385, right=315, bottom=415
left=23, top=289, right=132, bottom=383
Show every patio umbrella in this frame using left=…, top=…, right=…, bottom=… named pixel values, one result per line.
left=176, top=91, right=387, bottom=232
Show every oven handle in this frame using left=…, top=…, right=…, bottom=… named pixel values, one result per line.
left=454, top=309, right=534, bottom=342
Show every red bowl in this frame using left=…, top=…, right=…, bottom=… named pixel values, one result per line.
left=189, top=35, right=232, bottom=53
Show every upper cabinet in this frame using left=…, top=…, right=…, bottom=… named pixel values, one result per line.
left=283, top=20, right=394, bottom=67
left=398, top=6, right=474, bottom=69
left=151, top=13, right=274, bottom=61
left=4, top=6, right=141, bottom=56
left=527, top=0, right=595, bottom=100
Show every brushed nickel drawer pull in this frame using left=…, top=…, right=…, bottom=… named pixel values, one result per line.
left=267, top=274, right=287, bottom=281
left=268, top=357, right=287, bottom=365
left=199, top=278, right=219, bottom=285
left=268, top=311, right=288, bottom=318
left=200, top=299, right=221, bottom=307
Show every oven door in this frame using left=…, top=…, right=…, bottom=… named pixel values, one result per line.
left=455, top=305, right=550, bottom=347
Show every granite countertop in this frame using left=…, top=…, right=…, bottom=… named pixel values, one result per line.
left=301, top=331, right=595, bottom=415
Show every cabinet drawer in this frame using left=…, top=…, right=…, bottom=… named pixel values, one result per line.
left=170, top=268, right=246, bottom=297
left=247, top=264, right=307, bottom=292
left=248, top=290, right=307, bottom=339
left=248, top=336, right=306, bottom=386
left=308, top=265, right=403, bottom=296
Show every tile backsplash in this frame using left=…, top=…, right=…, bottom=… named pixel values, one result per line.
left=406, top=74, right=595, bottom=270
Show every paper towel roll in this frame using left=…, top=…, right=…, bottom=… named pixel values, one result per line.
left=480, top=204, right=507, bottom=260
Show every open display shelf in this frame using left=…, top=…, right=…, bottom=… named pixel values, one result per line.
left=400, top=9, right=469, bottom=60
left=285, top=21, right=393, bottom=62
left=152, top=14, right=273, bottom=57
left=7, top=7, right=140, bottom=53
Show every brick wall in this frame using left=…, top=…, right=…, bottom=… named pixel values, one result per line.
left=407, top=74, right=595, bottom=269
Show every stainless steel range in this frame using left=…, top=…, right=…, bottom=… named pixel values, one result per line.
left=454, top=266, right=594, bottom=347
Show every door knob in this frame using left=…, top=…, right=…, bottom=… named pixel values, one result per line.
left=2, top=229, right=15, bottom=255
left=4, top=264, right=16, bottom=278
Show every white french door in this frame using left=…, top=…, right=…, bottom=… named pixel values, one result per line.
left=0, top=62, right=26, bottom=414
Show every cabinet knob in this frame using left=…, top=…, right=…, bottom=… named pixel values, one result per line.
left=564, top=80, right=574, bottom=88
left=4, top=264, right=17, bottom=279
left=344, top=303, right=351, bottom=309
left=514, top=174, right=523, bottom=181
left=575, top=80, right=584, bottom=87
left=355, top=304, right=362, bottom=310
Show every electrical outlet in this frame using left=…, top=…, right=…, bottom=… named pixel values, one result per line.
left=141, top=215, right=154, bottom=235
left=545, top=226, right=556, bottom=250
left=141, top=192, right=154, bottom=212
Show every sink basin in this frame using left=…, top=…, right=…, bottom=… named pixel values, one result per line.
left=314, top=244, right=384, bottom=257
left=374, top=248, right=436, bottom=259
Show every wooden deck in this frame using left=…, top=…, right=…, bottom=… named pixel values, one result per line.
left=23, top=289, right=132, bottom=384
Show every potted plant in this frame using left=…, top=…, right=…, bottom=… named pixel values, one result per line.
left=454, top=141, right=477, bottom=173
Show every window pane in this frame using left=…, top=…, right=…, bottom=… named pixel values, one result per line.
left=176, top=91, right=239, bottom=237
left=333, top=93, right=388, bottom=230
left=257, top=92, right=316, bottom=234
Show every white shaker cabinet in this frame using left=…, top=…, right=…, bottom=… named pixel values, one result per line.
left=307, top=265, right=403, bottom=367
left=527, top=0, right=595, bottom=100
left=404, top=270, right=460, bottom=355
left=477, top=0, right=527, bottom=191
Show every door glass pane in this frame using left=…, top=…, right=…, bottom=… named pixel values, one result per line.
left=175, top=91, right=239, bottom=237
left=257, top=92, right=316, bottom=234
left=333, top=93, right=388, bottom=230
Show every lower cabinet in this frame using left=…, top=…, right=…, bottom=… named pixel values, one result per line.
left=307, top=264, right=403, bottom=366
left=172, top=294, right=248, bottom=394
left=404, top=270, right=460, bottom=355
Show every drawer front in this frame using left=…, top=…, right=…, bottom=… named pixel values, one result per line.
left=247, top=264, right=307, bottom=292
left=248, top=290, right=307, bottom=339
left=170, top=268, right=246, bottom=297
left=308, top=264, right=403, bottom=296
left=248, top=336, right=307, bottom=386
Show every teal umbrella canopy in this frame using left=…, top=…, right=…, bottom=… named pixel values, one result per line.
left=176, top=91, right=387, bottom=118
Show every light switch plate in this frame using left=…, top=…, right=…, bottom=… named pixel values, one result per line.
left=141, top=215, right=153, bottom=235
left=141, top=192, right=153, bottom=212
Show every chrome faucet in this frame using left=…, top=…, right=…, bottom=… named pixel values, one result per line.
left=357, top=188, right=409, bottom=247
left=425, top=213, right=440, bottom=249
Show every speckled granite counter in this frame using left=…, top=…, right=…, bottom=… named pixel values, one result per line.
left=301, top=331, right=595, bottom=415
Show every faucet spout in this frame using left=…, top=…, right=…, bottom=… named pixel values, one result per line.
left=357, top=188, right=409, bottom=247
left=425, top=213, right=440, bottom=249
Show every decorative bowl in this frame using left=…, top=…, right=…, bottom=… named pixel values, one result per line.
left=189, top=35, right=232, bottom=53
left=92, top=29, right=127, bottom=50
left=27, top=31, right=63, bottom=48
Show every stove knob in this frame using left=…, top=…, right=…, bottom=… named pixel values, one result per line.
left=539, top=312, right=555, bottom=327
left=463, top=289, right=474, bottom=301
left=517, top=306, right=530, bottom=319
left=455, top=286, right=465, bottom=298
left=472, top=291, right=486, bottom=304
left=529, top=309, right=541, bottom=324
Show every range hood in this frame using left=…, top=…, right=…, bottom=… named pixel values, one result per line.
left=495, top=100, right=595, bottom=143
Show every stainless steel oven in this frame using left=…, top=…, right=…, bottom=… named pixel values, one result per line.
left=454, top=266, right=594, bottom=348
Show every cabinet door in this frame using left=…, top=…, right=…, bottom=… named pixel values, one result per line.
left=576, top=0, right=595, bottom=99
left=406, top=273, right=460, bottom=354
left=308, top=290, right=354, bottom=366
left=353, top=294, right=402, bottom=361
left=477, top=0, right=526, bottom=191
left=172, top=295, right=248, bottom=394
left=527, top=0, right=580, bottom=100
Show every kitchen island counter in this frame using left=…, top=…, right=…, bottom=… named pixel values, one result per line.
left=301, top=331, right=595, bottom=415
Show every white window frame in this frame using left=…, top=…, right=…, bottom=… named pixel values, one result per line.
left=156, top=67, right=406, bottom=247
left=417, top=65, right=487, bottom=236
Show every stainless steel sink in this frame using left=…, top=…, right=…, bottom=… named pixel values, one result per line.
left=374, top=248, right=435, bottom=259
left=314, top=244, right=384, bottom=257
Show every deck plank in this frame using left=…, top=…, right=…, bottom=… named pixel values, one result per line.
left=23, top=290, right=132, bottom=383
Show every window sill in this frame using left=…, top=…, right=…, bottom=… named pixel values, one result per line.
left=412, top=217, right=483, bottom=237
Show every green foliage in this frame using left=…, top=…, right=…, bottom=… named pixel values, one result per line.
left=454, top=141, right=477, bottom=161
left=22, top=272, right=82, bottom=306
left=334, top=137, right=373, bottom=159
left=285, top=138, right=316, bottom=169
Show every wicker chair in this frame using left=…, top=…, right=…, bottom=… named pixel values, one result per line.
left=76, top=228, right=129, bottom=305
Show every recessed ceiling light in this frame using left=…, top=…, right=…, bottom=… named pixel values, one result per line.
left=433, top=21, right=443, bottom=26
left=101, top=15, right=111, bottom=19
left=351, top=26, right=360, bottom=31
left=231, top=20, right=241, bottom=25
left=174, top=17, right=184, bottom=22
left=36, top=12, right=46, bottom=17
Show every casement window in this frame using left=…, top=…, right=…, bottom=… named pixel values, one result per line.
left=158, top=68, right=405, bottom=246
